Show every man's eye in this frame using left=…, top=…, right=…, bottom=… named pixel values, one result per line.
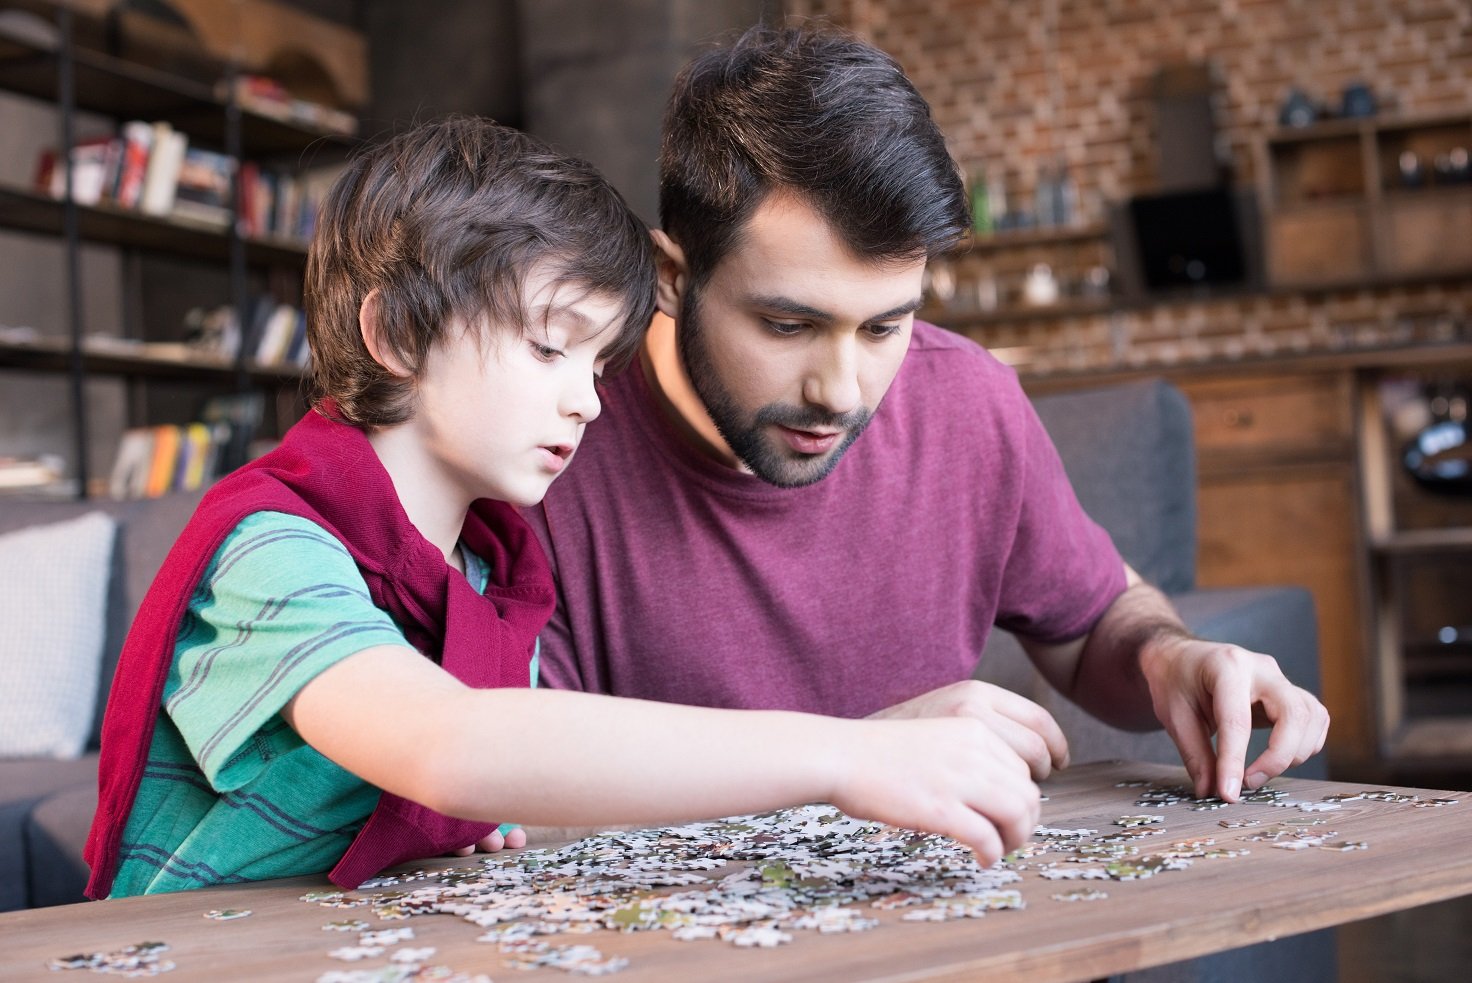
left=532, top=343, right=563, bottom=361
left=763, top=319, right=805, bottom=336
left=866, top=322, right=903, bottom=338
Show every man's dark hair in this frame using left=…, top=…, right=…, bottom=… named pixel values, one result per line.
left=659, top=22, right=968, bottom=286
left=307, top=115, right=656, bottom=428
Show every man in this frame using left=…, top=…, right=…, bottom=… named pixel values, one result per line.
left=526, top=24, right=1327, bottom=837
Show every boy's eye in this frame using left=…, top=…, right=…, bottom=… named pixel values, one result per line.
left=532, top=342, right=564, bottom=361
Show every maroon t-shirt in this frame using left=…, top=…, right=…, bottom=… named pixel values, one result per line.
left=525, top=322, right=1126, bottom=717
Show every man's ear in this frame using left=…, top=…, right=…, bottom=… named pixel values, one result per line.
left=650, top=229, right=688, bottom=319
left=359, top=289, right=412, bottom=378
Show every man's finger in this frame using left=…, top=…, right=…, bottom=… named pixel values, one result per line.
left=1211, top=669, right=1254, bottom=802
left=1166, top=709, right=1217, bottom=799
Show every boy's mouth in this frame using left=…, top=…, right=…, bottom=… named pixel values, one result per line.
left=538, top=443, right=575, bottom=472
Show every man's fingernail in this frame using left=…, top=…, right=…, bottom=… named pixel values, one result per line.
left=1246, top=771, right=1268, bottom=790
left=1225, top=776, right=1241, bottom=800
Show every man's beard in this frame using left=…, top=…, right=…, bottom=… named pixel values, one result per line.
left=676, top=290, right=873, bottom=488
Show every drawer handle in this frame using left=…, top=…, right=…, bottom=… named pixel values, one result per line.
left=1222, top=408, right=1255, bottom=428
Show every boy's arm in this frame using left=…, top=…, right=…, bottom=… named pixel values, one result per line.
left=281, top=643, right=1043, bottom=865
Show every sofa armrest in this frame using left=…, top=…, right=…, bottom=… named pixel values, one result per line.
left=974, top=585, right=1325, bottom=779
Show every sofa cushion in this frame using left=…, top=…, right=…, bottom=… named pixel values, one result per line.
left=26, top=781, right=95, bottom=908
left=0, top=490, right=204, bottom=749
left=0, top=512, right=115, bottom=758
left=0, top=755, right=97, bottom=911
left=1030, top=379, right=1197, bottom=594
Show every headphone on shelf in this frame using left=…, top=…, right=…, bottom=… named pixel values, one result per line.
left=1404, top=402, right=1472, bottom=494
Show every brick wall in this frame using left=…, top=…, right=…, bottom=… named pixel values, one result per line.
left=787, top=0, right=1472, bottom=373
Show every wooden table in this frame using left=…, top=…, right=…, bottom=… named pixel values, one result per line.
left=4, top=760, right=1470, bottom=982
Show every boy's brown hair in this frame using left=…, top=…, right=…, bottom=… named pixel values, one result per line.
left=306, top=116, right=657, bottom=427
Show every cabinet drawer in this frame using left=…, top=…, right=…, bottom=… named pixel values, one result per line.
left=1183, top=373, right=1354, bottom=456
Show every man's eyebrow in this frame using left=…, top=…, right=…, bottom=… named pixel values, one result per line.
left=748, top=295, right=925, bottom=323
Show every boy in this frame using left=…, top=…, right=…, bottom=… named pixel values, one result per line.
left=86, top=116, right=1041, bottom=898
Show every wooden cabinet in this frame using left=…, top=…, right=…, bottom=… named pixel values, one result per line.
left=1178, top=371, right=1369, bottom=770
left=1027, top=347, right=1472, bottom=777
left=1260, top=113, right=1472, bottom=289
left=1357, top=354, right=1472, bottom=770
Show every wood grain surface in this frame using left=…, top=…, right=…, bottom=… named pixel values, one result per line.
left=4, top=760, right=1469, bottom=982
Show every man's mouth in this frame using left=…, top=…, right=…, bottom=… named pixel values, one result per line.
left=776, top=426, right=841, bottom=456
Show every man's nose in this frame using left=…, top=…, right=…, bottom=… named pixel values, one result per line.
left=802, top=336, right=861, bottom=416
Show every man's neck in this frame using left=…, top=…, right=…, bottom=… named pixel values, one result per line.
left=641, top=312, right=742, bottom=470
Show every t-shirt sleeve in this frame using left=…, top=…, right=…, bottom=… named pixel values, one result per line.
left=992, top=394, right=1127, bottom=644
left=519, top=503, right=585, bottom=692
left=162, top=511, right=413, bottom=790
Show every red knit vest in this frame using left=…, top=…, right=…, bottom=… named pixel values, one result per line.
left=84, top=406, right=555, bottom=897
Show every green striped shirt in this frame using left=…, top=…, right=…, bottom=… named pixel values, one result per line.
left=111, top=511, right=527, bottom=896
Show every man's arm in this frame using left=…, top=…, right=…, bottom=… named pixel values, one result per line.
left=1022, top=564, right=1330, bottom=801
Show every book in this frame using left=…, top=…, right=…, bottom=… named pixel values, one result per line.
left=37, top=136, right=115, bottom=205
left=113, top=120, right=155, bottom=210
left=108, top=428, right=156, bottom=499
left=143, top=424, right=181, bottom=497
left=171, top=146, right=236, bottom=227
left=200, top=392, right=265, bottom=477
left=254, top=302, right=301, bottom=365
left=0, top=455, right=63, bottom=490
left=139, top=122, right=187, bottom=216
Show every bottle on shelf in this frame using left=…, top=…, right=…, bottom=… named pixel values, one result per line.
left=969, top=167, right=992, bottom=237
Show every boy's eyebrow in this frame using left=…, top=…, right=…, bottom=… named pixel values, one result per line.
left=532, top=303, right=598, bottom=338
left=747, top=294, right=925, bottom=324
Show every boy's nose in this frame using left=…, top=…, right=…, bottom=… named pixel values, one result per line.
left=564, top=377, right=602, bottom=423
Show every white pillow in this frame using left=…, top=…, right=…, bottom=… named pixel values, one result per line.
left=0, top=511, right=116, bottom=758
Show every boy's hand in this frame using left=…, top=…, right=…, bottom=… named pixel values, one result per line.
left=868, top=680, right=1069, bottom=779
left=451, top=823, right=528, bottom=856
left=833, top=716, right=1042, bottom=867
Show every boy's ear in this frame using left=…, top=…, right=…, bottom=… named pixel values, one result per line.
left=359, top=289, right=412, bottom=378
left=650, top=229, right=688, bottom=319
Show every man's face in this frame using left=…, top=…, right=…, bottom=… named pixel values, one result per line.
left=672, top=194, right=927, bottom=488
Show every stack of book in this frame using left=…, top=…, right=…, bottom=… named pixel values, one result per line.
left=108, top=422, right=229, bottom=499
left=108, top=392, right=267, bottom=499
left=0, top=455, right=64, bottom=494
left=182, top=296, right=309, bottom=367
left=35, top=121, right=343, bottom=242
left=225, top=74, right=359, bottom=137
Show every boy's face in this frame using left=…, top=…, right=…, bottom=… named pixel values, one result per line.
left=408, top=268, right=625, bottom=508
left=661, top=193, right=926, bottom=487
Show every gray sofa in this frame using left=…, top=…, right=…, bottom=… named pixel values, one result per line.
left=0, top=489, right=204, bottom=911
left=0, top=378, right=1331, bottom=983
left=975, top=378, right=1332, bottom=983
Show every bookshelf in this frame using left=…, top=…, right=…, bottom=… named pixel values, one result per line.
left=0, top=4, right=359, bottom=497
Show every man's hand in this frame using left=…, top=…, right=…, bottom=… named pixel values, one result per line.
left=868, top=680, right=1070, bottom=780
left=1139, top=633, right=1330, bottom=801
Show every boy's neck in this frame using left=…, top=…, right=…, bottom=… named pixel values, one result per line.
left=366, top=424, right=468, bottom=572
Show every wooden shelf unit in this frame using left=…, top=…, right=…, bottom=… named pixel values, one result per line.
left=0, top=5, right=356, bottom=496
left=1260, top=113, right=1472, bottom=287
left=923, top=223, right=1115, bottom=326
left=1357, top=350, right=1472, bottom=772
